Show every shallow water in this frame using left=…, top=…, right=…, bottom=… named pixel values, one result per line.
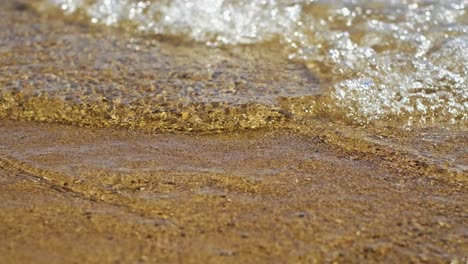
left=38, top=0, right=468, bottom=126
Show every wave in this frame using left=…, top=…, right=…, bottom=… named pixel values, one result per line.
left=11, top=0, right=468, bottom=127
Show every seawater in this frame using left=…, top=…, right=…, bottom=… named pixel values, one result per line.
left=6, top=0, right=468, bottom=129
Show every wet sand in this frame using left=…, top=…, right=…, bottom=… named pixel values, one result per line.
left=1, top=1, right=467, bottom=263
left=1, top=120, right=467, bottom=263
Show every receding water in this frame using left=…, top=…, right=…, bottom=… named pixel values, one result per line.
left=39, top=0, right=468, bottom=126
left=0, top=0, right=466, bottom=131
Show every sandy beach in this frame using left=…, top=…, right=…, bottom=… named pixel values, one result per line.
left=1, top=119, right=466, bottom=263
left=1, top=1, right=467, bottom=263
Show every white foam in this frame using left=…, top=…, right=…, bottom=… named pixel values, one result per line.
left=42, top=0, right=468, bottom=125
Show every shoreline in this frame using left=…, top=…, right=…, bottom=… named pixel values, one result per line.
left=1, top=1, right=467, bottom=262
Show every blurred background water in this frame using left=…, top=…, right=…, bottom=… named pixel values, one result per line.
left=0, top=0, right=463, bottom=130
left=41, top=0, right=467, bottom=125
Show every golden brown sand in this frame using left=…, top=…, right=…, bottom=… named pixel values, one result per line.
left=1, top=120, right=467, bottom=263
left=0, top=1, right=467, bottom=263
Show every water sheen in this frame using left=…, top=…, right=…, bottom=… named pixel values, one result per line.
left=42, top=0, right=467, bottom=125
